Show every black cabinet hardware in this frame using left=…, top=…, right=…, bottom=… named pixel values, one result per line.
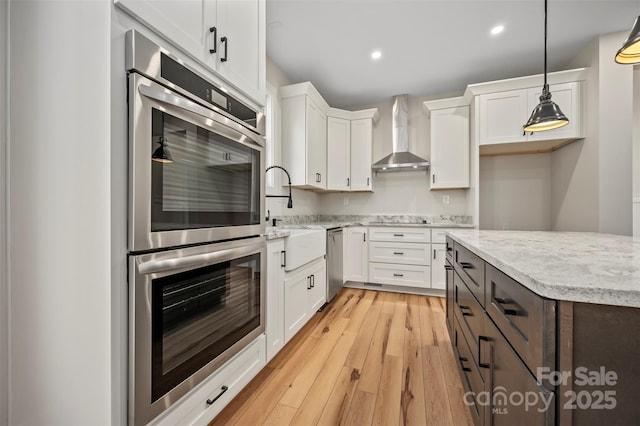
left=206, top=385, right=228, bottom=405
left=494, top=297, right=520, bottom=316
left=307, top=276, right=311, bottom=290
left=367, top=177, right=370, bottom=186
left=478, top=335, right=491, bottom=368
left=393, top=273, right=404, bottom=277
left=393, top=233, right=404, bottom=237
left=433, top=249, right=437, bottom=260
left=220, top=36, right=228, bottom=62
left=209, top=27, right=217, bottom=54
left=460, top=262, right=474, bottom=269
left=393, top=252, right=404, bottom=255
left=459, top=356, right=472, bottom=372
left=444, top=264, right=453, bottom=270
left=310, top=274, right=315, bottom=288
left=363, top=233, right=366, bottom=242
left=281, top=250, right=286, bottom=268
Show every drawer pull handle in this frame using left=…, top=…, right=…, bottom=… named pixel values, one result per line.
left=459, top=262, right=474, bottom=269
left=444, top=264, right=453, bottom=270
left=462, top=367, right=472, bottom=372
left=459, top=356, right=472, bottom=372
left=393, top=273, right=404, bottom=277
left=494, top=297, right=521, bottom=316
left=393, top=252, right=404, bottom=255
left=446, top=246, right=453, bottom=252
left=393, top=233, right=404, bottom=237
left=458, top=305, right=472, bottom=316
left=206, top=385, right=229, bottom=405
left=478, top=335, right=491, bottom=368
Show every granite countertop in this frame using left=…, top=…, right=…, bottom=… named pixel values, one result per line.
left=446, top=230, right=640, bottom=308
left=281, top=222, right=476, bottom=230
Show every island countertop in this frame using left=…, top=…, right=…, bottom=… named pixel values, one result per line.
left=445, top=230, right=640, bottom=308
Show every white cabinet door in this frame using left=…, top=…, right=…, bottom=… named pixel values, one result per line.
left=306, top=98, right=327, bottom=189
left=283, top=269, right=310, bottom=343
left=266, top=240, right=284, bottom=362
left=345, top=227, right=368, bottom=282
left=350, top=119, right=373, bottom=191
left=431, top=244, right=447, bottom=290
left=307, top=261, right=327, bottom=314
left=215, top=0, right=265, bottom=103
left=115, top=0, right=212, bottom=62
left=526, top=82, right=582, bottom=142
left=430, top=106, right=470, bottom=189
left=327, top=116, right=351, bottom=191
left=479, top=89, right=529, bottom=145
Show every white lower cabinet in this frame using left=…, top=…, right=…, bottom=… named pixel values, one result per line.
left=153, top=335, right=266, bottom=426
left=368, top=262, right=430, bottom=288
left=345, top=227, right=368, bottom=282
left=431, top=244, right=447, bottom=290
left=266, top=240, right=285, bottom=361
left=284, top=257, right=326, bottom=342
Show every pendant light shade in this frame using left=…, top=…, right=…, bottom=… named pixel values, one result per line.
left=523, top=0, right=569, bottom=133
left=524, top=85, right=569, bottom=132
left=615, top=16, right=640, bottom=64
left=151, top=137, right=174, bottom=163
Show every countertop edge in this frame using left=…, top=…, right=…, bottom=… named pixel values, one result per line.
left=445, top=231, right=640, bottom=309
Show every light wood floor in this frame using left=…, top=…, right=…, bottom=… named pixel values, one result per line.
left=210, top=288, right=474, bottom=426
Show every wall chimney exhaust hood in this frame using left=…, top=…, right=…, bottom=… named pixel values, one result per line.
left=372, top=94, right=430, bottom=172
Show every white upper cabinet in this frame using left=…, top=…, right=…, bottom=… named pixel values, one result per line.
left=115, top=0, right=266, bottom=105
left=479, top=89, right=529, bottom=145
left=282, top=82, right=377, bottom=192
left=327, top=116, right=351, bottom=191
left=350, top=118, right=374, bottom=191
left=281, top=83, right=328, bottom=190
left=473, top=76, right=585, bottom=156
left=429, top=106, right=470, bottom=189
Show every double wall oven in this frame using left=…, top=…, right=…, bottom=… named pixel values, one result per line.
left=126, top=30, right=266, bottom=425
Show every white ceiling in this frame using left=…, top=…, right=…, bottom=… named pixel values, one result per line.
left=266, top=0, right=640, bottom=108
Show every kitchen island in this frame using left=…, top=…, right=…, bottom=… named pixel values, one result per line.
left=444, top=230, right=640, bottom=426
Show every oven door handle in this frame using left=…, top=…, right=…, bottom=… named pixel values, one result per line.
left=137, top=245, right=260, bottom=275
left=137, top=83, right=263, bottom=148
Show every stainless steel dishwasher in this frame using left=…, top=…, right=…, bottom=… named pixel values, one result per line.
left=327, top=228, right=344, bottom=302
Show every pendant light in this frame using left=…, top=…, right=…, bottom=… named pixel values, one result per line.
left=151, top=137, right=174, bottom=163
left=615, top=16, right=640, bottom=64
left=523, top=0, right=569, bottom=132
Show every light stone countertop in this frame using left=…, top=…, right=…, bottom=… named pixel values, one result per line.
left=446, top=230, right=640, bottom=308
left=281, top=222, right=476, bottom=230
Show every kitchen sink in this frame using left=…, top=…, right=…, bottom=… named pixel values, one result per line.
left=284, top=228, right=326, bottom=271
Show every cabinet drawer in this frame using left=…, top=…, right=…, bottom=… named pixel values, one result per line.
left=156, top=335, right=266, bottom=426
left=368, top=263, right=430, bottom=288
left=453, top=270, right=484, bottom=367
left=453, top=242, right=485, bottom=307
left=453, top=317, right=484, bottom=426
left=368, top=227, right=431, bottom=243
left=368, top=242, right=430, bottom=266
left=445, top=236, right=454, bottom=263
left=486, top=264, right=556, bottom=375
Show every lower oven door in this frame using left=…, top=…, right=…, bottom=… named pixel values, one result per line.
left=129, top=237, right=266, bottom=426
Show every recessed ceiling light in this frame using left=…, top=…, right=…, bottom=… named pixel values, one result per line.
left=491, top=25, right=505, bottom=35
left=371, top=50, right=382, bottom=60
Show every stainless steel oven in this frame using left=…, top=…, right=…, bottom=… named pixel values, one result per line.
left=129, top=237, right=266, bottom=425
left=126, top=30, right=265, bottom=252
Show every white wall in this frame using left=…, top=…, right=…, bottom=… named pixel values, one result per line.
left=0, top=0, right=8, bottom=423
left=552, top=32, right=633, bottom=235
left=480, top=154, right=552, bottom=231
left=9, top=1, right=112, bottom=424
left=266, top=58, right=321, bottom=218
left=634, top=68, right=640, bottom=239
left=317, top=94, right=470, bottom=217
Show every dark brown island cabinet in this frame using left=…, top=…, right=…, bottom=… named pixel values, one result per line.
left=445, top=236, right=640, bottom=426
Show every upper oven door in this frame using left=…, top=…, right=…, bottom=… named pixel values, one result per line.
left=129, top=73, right=265, bottom=252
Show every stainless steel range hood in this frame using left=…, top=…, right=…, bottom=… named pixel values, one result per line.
left=372, top=94, right=430, bottom=172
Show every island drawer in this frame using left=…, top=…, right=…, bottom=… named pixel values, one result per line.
left=368, top=242, right=430, bottom=266
left=453, top=242, right=485, bottom=307
left=453, top=316, right=485, bottom=425
left=368, top=227, right=431, bottom=243
left=445, top=236, right=454, bottom=263
left=486, top=264, right=556, bottom=375
left=453, top=269, right=484, bottom=368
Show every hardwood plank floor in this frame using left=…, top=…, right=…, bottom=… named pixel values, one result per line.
left=210, top=289, right=473, bottom=426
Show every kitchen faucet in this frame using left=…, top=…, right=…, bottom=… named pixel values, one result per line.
left=265, top=165, right=293, bottom=212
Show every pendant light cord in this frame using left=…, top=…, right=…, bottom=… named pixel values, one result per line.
left=544, top=0, right=548, bottom=89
